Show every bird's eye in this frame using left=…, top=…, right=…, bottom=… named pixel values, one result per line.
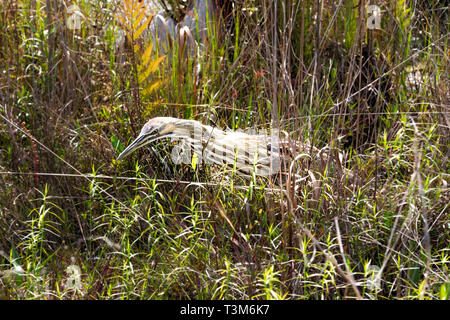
left=147, top=127, right=157, bottom=136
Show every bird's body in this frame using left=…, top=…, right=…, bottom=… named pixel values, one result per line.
left=118, top=117, right=354, bottom=183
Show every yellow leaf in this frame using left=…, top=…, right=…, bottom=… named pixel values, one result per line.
left=115, top=14, right=129, bottom=30
left=132, top=0, right=146, bottom=19
left=138, top=55, right=166, bottom=83
left=192, top=152, right=198, bottom=170
left=150, top=55, right=166, bottom=71
left=141, top=43, right=154, bottom=67
left=134, top=15, right=152, bottom=39
left=123, top=0, right=131, bottom=14
left=130, top=0, right=139, bottom=11
left=142, top=79, right=164, bottom=96
left=126, top=33, right=133, bottom=44
left=132, top=8, right=146, bottom=31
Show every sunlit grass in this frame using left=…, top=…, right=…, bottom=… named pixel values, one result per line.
left=0, top=0, right=448, bottom=300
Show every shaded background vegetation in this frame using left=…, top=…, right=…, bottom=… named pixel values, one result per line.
left=0, top=0, right=448, bottom=299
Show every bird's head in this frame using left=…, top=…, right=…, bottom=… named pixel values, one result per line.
left=117, top=117, right=196, bottom=160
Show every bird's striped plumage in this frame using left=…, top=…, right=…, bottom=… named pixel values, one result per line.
left=118, top=117, right=354, bottom=182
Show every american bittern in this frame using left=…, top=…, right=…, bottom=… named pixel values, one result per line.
left=117, top=117, right=354, bottom=184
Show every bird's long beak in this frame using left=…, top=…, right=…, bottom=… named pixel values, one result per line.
left=117, top=132, right=157, bottom=160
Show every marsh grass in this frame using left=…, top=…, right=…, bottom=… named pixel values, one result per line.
left=0, top=0, right=448, bottom=299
